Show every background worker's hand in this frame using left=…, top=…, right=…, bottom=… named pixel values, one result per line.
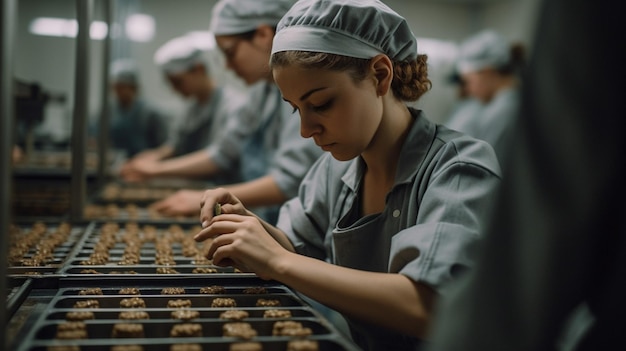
left=151, top=189, right=204, bottom=216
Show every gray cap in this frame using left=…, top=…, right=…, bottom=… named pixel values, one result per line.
left=272, top=0, right=418, bottom=61
left=210, top=0, right=297, bottom=36
left=110, top=59, right=138, bottom=85
left=456, top=30, right=510, bottom=74
left=154, top=35, right=206, bottom=75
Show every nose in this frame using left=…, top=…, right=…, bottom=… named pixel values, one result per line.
left=299, top=113, right=320, bottom=139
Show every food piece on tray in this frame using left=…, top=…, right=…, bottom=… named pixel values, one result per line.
left=272, top=321, right=312, bottom=337
left=161, top=287, right=186, bottom=295
left=192, top=267, right=218, bottom=274
left=78, top=287, right=103, bottom=295
left=111, top=323, right=145, bottom=338
left=287, top=339, right=319, bottom=351
left=46, top=345, right=81, bottom=351
left=222, top=322, right=258, bottom=339
left=211, top=297, right=237, bottom=308
left=156, top=267, right=179, bottom=274
left=263, top=309, right=292, bottom=319
left=170, top=344, right=203, bottom=351
left=171, top=309, right=200, bottom=320
left=111, top=345, right=145, bottom=351
left=65, top=310, right=95, bottom=321
left=118, top=310, right=150, bottom=320
left=255, top=298, right=280, bottom=307
left=229, top=342, right=263, bottom=351
left=79, top=269, right=100, bottom=274
left=56, top=322, right=88, bottom=339
left=118, top=287, right=141, bottom=295
left=242, top=287, right=267, bottom=294
left=120, top=297, right=146, bottom=308
left=167, top=299, right=193, bottom=308
left=199, top=286, right=226, bottom=294
left=73, top=299, right=100, bottom=308
left=170, top=323, right=203, bottom=337
left=220, top=309, right=249, bottom=321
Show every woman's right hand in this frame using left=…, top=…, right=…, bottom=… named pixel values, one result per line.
left=198, top=187, right=250, bottom=228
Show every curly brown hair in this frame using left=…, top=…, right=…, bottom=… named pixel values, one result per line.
left=270, top=51, right=431, bottom=102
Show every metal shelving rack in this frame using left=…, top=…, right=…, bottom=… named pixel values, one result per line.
left=1, top=0, right=17, bottom=347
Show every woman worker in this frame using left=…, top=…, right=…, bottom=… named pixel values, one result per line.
left=120, top=34, right=250, bottom=186
left=450, top=29, right=524, bottom=164
left=149, top=0, right=322, bottom=224
left=195, top=0, right=502, bottom=349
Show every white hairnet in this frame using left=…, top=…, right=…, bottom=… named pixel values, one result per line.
left=456, top=30, right=510, bottom=74
left=210, top=0, right=297, bottom=36
left=154, top=35, right=206, bottom=75
left=271, top=0, right=418, bottom=61
left=110, top=59, right=138, bottom=85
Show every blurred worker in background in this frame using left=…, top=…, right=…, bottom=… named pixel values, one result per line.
left=119, top=34, right=250, bottom=185
left=442, top=70, right=482, bottom=140
left=426, top=0, right=625, bottom=350
left=106, top=59, right=169, bottom=158
left=149, top=0, right=323, bottom=225
left=447, top=29, right=524, bottom=164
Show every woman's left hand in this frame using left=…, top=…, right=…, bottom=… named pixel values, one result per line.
left=194, top=213, right=289, bottom=280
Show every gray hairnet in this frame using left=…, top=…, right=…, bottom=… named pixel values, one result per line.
left=271, top=0, right=418, bottom=61
left=110, top=59, right=138, bottom=85
left=210, top=0, right=297, bottom=36
left=154, top=35, right=206, bottom=75
left=456, top=30, right=510, bottom=74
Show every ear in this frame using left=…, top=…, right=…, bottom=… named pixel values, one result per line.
left=370, top=54, right=393, bottom=97
left=252, top=24, right=276, bottom=50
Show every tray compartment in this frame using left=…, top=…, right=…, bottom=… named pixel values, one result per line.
left=13, top=281, right=359, bottom=351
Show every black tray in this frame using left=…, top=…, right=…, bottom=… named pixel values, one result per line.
left=94, top=180, right=211, bottom=203
left=11, top=278, right=360, bottom=351
left=7, top=221, right=93, bottom=276
left=58, top=221, right=252, bottom=277
left=83, top=201, right=197, bottom=222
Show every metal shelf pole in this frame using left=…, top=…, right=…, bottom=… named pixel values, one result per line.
left=1, top=0, right=17, bottom=344
left=70, top=0, right=94, bottom=221
left=97, top=0, right=113, bottom=187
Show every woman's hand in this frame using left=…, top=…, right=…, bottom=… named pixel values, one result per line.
left=198, top=188, right=249, bottom=227
left=151, top=190, right=204, bottom=216
left=119, top=158, right=159, bottom=181
left=194, top=213, right=289, bottom=280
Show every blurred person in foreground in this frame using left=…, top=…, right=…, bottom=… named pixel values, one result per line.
left=426, top=0, right=626, bottom=350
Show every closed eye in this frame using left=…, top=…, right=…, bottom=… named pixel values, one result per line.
left=311, top=99, right=334, bottom=113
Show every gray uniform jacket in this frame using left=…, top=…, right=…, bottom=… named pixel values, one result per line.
left=168, top=86, right=248, bottom=184
left=169, top=86, right=247, bottom=158
left=209, top=81, right=323, bottom=223
left=277, top=108, right=501, bottom=351
left=447, top=87, right=519, bottom=165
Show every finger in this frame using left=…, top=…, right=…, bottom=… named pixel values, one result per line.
left=199, top=189, right=227, bottom=227
left=206, top=231, right=234, bottom=260
left=194, top=219, right=238, bottom=242
left=194, top=227, right=214, bottom=242
left=151, top=200, right=167, bottom=211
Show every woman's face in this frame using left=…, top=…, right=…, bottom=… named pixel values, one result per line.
left=461, top=68, right=500, bottom=103
left=166, top=70, right=198, bottom=97
left=273, top=64, right=382, bottom=161
left=215, top=33, right=271, bottom=85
